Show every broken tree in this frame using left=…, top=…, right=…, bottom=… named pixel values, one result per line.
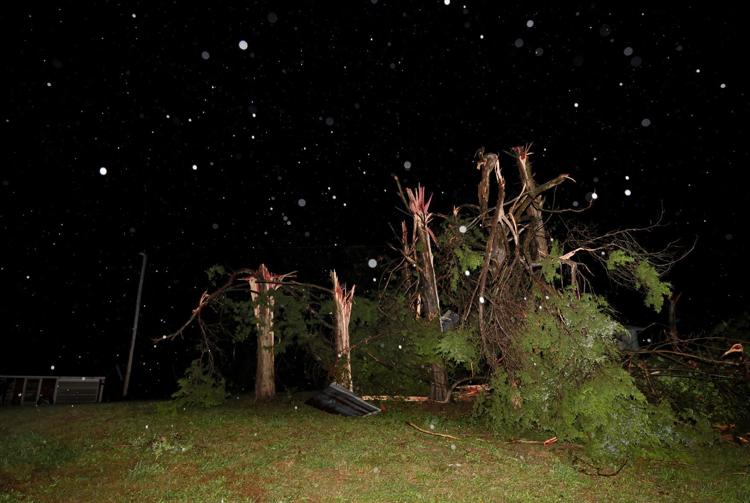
left=331, top=270, right=355, bottom=391
left=158, top=264, right=295, bottom=402
left=248, top=264, right=283, bottom=400
left=404, top=184, right=449, bottom=401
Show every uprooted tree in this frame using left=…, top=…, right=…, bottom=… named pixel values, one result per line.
left=382, top=144, right=747, bottom=460
left=390, top=146, right=577, bottom=397
left=160, top=142, right=747, bottom=460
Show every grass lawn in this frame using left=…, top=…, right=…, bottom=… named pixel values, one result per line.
left=1, top=395, right=748, bottom=502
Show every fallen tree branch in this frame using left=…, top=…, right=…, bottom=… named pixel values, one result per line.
left=573, top=456, right=628, bottom=477
left=406, top=421, right=459, bottom=440
left=507, top=436, right=558, bottom=446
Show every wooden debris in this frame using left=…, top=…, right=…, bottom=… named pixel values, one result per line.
left=508, top=436, right=558, bottom=447
left=360, top=395, right=429, bottom=402
left=406, top=421, right=459, bottom=440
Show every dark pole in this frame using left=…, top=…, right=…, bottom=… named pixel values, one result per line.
left=123, top=252, right=147, bottom=397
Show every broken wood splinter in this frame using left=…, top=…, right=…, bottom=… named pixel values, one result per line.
left=406, top=421, right=459, bottom=440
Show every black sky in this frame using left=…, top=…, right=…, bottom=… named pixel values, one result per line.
left=2, top=2, right=747, bottom=394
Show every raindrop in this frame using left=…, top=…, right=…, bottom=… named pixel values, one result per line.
left=201, top=51, right=210, bottom=60
left=624, top=46, right=634, bottom=56
left=526, top=20, right=534, bottom=28
left=624, top=189, right=632, bottom=196
left=459, top=225, right=467, bottom=234
left=99, top=167, right=107, bottom=176
left=403, top=160, right=412, bottom=170
left=267, top=12, right=278, bottom=23
left=368, top=259, right=378, bottom=268
left=239, top=40, right=248, bottom=50
left=514, top=38, right=524, bottom=48
left=641, top=118, right=651, bottom=127
left=298, top=198, right=306, bottom=207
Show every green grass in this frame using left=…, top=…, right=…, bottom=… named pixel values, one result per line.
left=1, top=395, right=748, bottom=502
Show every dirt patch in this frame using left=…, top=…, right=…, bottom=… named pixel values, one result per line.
left=219, top=468, right=267, bottom=502
left=0, top=469, right=22, bottom=494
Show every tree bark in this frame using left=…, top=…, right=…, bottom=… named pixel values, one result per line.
left=476, top=148, right=494, bottom=227
left=476, top=153, right=506, bottom=368
left=331, top=271, right=355, bottom=390
left=513, top=145, right=549, bottom=261
left=249, top=264, right=279, bottom=400
left=254, top=309, right=276, bottom=400
left=430, top=364, right=449, bottom=401
left=406, top=185, right=448, bottom=401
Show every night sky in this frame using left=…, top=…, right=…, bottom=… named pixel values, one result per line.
left=3, top=3, right=747, bottom=396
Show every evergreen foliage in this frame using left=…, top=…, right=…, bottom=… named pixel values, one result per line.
left=474, top=289, right=702, bottom=461
left=162, top=359, right=227, bottom=412
left=539, top=241, right=562, bottom=284
left=350, top=295, right=435, bottom=395
left=634, top=260, right=672, bottom=312
left=606, top=251, right=672, bottom=312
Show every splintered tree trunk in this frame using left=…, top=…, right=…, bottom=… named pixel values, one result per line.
left=476, top=148, right=494, bottom=227
left=475, top=152, right=507, bottom=368
left=331, top=270, right=355, bottom=390
left=248, top=264, right=279, bottom=400
left=416, top=225, right=441, bottom=319
left=513, top=145, right=549, bottom=261
left=406, top=185, right=449, bottom=401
